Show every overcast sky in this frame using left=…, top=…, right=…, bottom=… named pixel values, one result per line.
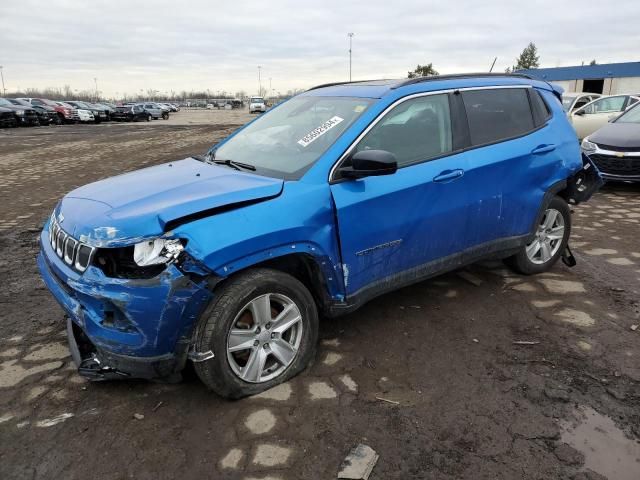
left=1, top=0, right=638, bottom=98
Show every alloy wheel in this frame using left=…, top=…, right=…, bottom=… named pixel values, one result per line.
left=226, top=293, right=303, bottom=383
left=525, top=208, right=565, bottom=264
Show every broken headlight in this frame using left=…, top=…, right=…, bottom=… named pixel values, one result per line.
left=133, top=238, right=184, bottom=266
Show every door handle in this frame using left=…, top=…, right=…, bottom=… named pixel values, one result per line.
left=531, top=144, right=556, bottom=155
left=433, top=169, right=464, bottom=183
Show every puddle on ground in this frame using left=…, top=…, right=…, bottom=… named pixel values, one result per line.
left=561, top=406, right=640, bottom=480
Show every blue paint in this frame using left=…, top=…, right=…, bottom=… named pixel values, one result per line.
left=38, top=76, right=597, bottom=376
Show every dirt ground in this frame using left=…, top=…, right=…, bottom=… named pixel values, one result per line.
left=0, top=110, right=639, bottom=480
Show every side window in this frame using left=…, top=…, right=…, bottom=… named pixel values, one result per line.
left=574, top=98, right=589, bottom=110
left=461, top=88, right=534, bottom=146
left=530, top=90, right=551, bottom=126
left=584, top=96, right=626, bottom=114
left=353, top=94, right=452, bottom=167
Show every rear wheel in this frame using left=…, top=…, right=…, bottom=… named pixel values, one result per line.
left=193, top=268, right=318, bottom=399
left=147, top=114, right=152, bottom=122
left=505, top=196, right=571, bottom=275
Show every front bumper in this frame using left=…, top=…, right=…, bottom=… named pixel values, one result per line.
left=583, top=146, right=640, bottom=182
left=37, top=227, right=212, bottom=380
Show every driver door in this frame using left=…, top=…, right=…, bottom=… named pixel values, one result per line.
left=329, top=93, right=471, bottom=297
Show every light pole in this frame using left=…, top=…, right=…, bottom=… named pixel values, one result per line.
left=347, top=33, right=354, bottom=82
left=94, top=77, right=98, bottom=101
left=0, top=66, right=6, bottom=96
left=257, top=66, right=262, bottom=96
left=269, top=77, right=272, bottom=97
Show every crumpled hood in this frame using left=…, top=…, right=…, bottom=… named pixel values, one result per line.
left=590, top=123, right=640, bottom=149
left=56, top=158, right=283, bottom=247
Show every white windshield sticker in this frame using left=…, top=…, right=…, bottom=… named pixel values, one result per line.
left=297, top=116, right=344, bottom=147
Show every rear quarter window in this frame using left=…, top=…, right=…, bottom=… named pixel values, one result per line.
left=461, top=88, right=535, bottom=146
left=529, top=89, right=552, bottom=126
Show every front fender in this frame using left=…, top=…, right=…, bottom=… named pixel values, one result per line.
left=172, top=181, right=346, bottom=302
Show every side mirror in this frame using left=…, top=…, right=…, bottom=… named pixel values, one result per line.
left=339, top=150, right=398, bottom=179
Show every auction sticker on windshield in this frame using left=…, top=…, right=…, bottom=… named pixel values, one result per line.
left=297, top=116, right=344, bottom=147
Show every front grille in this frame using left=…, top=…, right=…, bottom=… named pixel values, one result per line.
left=25, top=110, right=38, bottom=118
left=594, top=143, right=640, bottom=152
left=48, top=216, right=95, bottom=272
left=590, top=154, right=640, bottom=177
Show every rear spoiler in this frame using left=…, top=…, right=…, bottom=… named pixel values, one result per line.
left=547, top=82, right=564, bottom=103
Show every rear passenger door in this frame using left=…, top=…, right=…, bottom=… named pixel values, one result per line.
left=458, top=86, right=560, bottom=243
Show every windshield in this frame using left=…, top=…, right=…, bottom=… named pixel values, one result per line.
left=212, top=96, right=373, bottom=179
left=615, top=103, right=640, bottom=124
left=250, top=97, right=265, bottom=104
left=0, top=98, right=12, bottom=106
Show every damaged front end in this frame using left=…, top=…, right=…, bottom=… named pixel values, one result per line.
left=38, top=220, right=216, bottom=382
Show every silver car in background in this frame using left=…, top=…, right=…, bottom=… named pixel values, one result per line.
left=137, top=102, right=169, bottom=120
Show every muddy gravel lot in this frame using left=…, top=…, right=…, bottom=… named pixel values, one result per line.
left=1, top=110, right=639, bottom=480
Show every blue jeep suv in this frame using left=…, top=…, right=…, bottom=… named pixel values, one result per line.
left=38, top=74, right=601, bottom=398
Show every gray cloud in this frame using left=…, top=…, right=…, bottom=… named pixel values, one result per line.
left=1, top=0, right=638, bottom=97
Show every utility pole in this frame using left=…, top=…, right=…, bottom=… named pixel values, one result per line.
left=258, top=66, right=262, bottom=96
left=347, top=33, right=354, bottom=82
left=0, top=66, right=6, bottom=96
left=489, top=57, right=497, bottom=73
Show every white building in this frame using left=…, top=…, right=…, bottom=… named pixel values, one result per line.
left=517, top=62, right=640, bottom=95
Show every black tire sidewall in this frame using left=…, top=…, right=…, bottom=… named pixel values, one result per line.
left=194, top=268, right=318, bottom=399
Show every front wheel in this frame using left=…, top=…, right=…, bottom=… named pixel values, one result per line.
left=146, top=114, right=152, bottom=122
left=193, top=268, right=318, bottom=399
left=505, top=196, right=571, bottom=275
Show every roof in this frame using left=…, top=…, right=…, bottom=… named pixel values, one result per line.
left=516, top=62, right=640, bottom=81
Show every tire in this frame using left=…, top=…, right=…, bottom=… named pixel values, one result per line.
left=193, top=268, right=319, bottom=399
left=162, top=112, right=169, bottom=120
left=505, top=196, right=571, bottom=275
left=147, top=114, right=152, bottom=122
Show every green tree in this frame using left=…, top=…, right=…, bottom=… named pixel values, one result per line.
left=407, top=63, right=439, bottom=78
left=589, top=59, right=597, bottom=65
left=513, top=42, right=540, bottom=70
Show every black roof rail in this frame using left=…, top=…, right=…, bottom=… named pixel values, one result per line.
left=306, top=79, right=393, bottom=91
left=307, top=73, right=535, bottom=92
left=394, top=72, right=534, bottom=89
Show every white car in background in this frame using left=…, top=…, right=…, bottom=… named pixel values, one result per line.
left=57, top=101, right=94, bottom=123
left=562, top=92, right=601, bottom=114
left=249, top=96, right=267, bottom=113
left=569, top=94, right=640, bottom=139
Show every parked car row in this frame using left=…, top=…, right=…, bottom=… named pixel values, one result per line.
left=0, top=98, right=180, bottom=127
left=565, top=93, right=639, bottom=139
left=560, top=92, right=639, bottom=182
